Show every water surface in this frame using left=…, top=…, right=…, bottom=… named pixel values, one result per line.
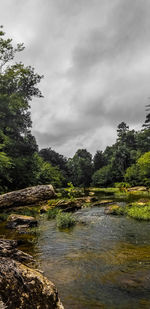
left=1, top=191, right=150, bottom=308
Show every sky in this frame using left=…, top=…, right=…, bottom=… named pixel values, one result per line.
left=0, top=0, right=150, bottom=157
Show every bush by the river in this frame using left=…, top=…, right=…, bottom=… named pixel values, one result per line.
left=56, top=212, right=76, bottom=228
left=47, top=208, right=60, bottom=219
left=126, top=203, right=150, bottom=220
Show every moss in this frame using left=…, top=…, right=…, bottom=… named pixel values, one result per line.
left=14, top=207, right=39, bottom=218
left=56, top=212, right=76, bottom=229
left=126, top=205, right=150, bottom=220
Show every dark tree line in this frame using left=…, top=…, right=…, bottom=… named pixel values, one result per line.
left=0, top=28, right=150, bottom=193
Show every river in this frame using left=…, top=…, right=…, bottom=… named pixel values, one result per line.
left=1, top=191, right=150, bottom=308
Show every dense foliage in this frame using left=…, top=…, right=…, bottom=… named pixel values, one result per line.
left=0, top=28, right=64, bottom=192
left=0, top=28, right=150, bottom=193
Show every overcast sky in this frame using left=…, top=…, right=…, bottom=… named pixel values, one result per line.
left=0, top=0, right=149, bottom=157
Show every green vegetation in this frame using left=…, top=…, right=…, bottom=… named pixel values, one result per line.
left=107, top=200, right=150, bottom=221
left=56, top=212, right=76, bottom=229
left=47, top=208, right=60, bottom=219
left=126, top=204, right=150, bottom=220
left=0, top=27, right=150, bottom=194
left=14, top=207, right=39, bottom=218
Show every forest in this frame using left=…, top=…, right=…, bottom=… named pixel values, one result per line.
left=0, top=28, right=150, bottom=194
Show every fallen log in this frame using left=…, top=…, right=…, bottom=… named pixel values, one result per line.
left=0, top=185, right=56, bottom=209
left=0, top=239, right=64, bottom=309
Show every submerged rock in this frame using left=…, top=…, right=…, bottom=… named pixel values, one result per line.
left=104, top=204, right=121, bottom=215
left=6, top=214, right=37, bottom=229
left=0, top=239, right=64, bottom=309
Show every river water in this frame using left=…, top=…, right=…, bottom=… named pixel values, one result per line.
left=1, top=191, right=150, bottom=308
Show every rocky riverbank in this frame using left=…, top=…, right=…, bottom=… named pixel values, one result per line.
left=0, top=239, right=64, bottom=309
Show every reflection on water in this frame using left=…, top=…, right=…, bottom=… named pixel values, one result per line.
left=1, top=191, right=150, bottom=308
left=32, top=206, right=150, bottom=309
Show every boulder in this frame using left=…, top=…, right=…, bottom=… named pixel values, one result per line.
left=6, top=214, right=37, bottom=229
left=55, top=199, right=82, bottom=212
left=0, top=185, right=56, bottom=209
left=104, top=204, right=121, bottom=215
left=0, top=239, right=64, bottom=309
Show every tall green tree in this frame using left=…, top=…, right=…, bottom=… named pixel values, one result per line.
left=93, top=150, right=106, bottom=172
left=143, top=104, right=150, bottom=129
left=0, top=27, right=43, bottom=191
left=39, top=147, right=69, bottom=185
left=67, top=149, right=93, bottom=187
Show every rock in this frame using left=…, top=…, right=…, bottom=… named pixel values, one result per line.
left=55, top=199, right=82, bottom=212
left=0, top=239, right=33, bottom=264
left=6, top=214, right=37, bottom=229
left=0, top=297, right=6, bottom=309
left=104, top=204, right=121, bottom=215
left=127, top=186, right=148, bottom=192
left=0, top=185, right=56, bottom=209
left=93, top=200, right=113, bottom=206
left=82, top=196, right=98, bottom=203
left=40, top=205, right=50, bottom=213
left=0, top=239, right=64, bottom=309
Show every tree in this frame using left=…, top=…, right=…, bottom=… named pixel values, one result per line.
left=124, top=164, right=140, bottom=186
left=34, top=154, right=64, bottom=188
left=67, top=149, right=93, bottom=187
left=93, top=150, right=106, bottom=172
left=111, top=145, right=131, bottom=182
left=136, top=129, right=150, bottom=154
left=117, top=122, right=129, bottom=143
left=39, top=147, right=69, bottom=185
left=0, top=27, right=43, bottom=191
left=125, top=151, right=150, bottom=186
left=143, top=104, right=150, bottom=129
left=92, top=165, right=112, bottom=187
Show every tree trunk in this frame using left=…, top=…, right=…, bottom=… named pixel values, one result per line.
left=0, top=185, right=56, bottom=209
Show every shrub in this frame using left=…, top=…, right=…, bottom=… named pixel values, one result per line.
left=115, top=182, right=130, bottom=189
left=56, top=212, right=76, bottom=228
left=47, top=208, right=60, bottom=219
left=126, top=205, right=150, bottom=220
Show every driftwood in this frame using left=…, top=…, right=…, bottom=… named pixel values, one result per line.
left=0, top=239, right=64, bottom=309
left=0, top=185, right=56, bottom=209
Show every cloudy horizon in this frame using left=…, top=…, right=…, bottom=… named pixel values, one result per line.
left=0, top=0, right=149, bottom=157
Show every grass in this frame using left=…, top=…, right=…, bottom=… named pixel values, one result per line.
left=14, top=207, right=39, bottom=217
left=56, top=212, right=76, bottom=229
left=126, top=204, right=150, bottom=220
left=111, top=201, right=150, bottom=221
left=90, top=187, right=119, bottom=193
left=47, top=207, right=60, bottom=219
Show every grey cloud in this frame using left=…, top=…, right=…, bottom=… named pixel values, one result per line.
left=69, top=0, right=150, bottom=79
left=0, top=0, right=149, bottom=157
